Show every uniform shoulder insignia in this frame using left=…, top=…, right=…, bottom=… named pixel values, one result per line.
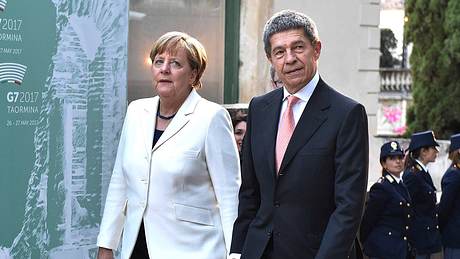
left=385, top=175, right=394, bottom=183
left=415, top=164, right=423, bottom=172
left=377, top=177, right=384, bottom=183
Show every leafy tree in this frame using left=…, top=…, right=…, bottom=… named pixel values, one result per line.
left=405, top=0, right=460, bottom=139
left=380, top=28, right=401, bottom=68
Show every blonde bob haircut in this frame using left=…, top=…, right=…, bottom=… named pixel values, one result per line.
left=150, top=31, right=207, bottom=89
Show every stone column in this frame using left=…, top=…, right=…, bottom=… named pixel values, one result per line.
left=239, top=0, right=274, bottom=102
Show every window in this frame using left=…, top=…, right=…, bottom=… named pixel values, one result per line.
left=128, top=0, right=226, bottom=103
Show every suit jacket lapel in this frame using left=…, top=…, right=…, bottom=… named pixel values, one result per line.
left=395, top=183, right=411, bottom=203
left=415, top=161, right=436, bottom=190
left=141, top=97, right=159, bottom=156
left=153, top=89, right=201, bottom=152
left=385, top=172, right=411, bottom=202
left=260, top=89, right=284, bottom=179
left=399, top=182, right=412, bottom=202
left=422, top=169, right=436, bottom=190
left=279, top=79, right=329, bottom=172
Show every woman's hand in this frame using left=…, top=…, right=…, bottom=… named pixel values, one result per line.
left=97, top=247, right=113, bottom=259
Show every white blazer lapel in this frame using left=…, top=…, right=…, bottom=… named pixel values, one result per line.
left=153, top=89, right=201, bottom=151
left=140, top=97, right=159, bottom=155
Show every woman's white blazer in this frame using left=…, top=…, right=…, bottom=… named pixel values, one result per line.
left=97, top=90, right=241, bottom=259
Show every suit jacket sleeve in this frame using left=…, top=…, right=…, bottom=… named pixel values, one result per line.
left=96, top=105, right=131, bottom=250
left=315, top=103, right=369, bottom=259
left=230, top=99, right=260, bottom=254
left=205, top=107, right=242, bottom=253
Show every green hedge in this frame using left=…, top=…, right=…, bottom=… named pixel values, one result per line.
left=405, top=0, right=460, bottom=139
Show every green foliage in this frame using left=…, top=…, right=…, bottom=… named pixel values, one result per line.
left=380, top=28, right=401, bottom=68
left=405, top=0, right=460, bottom=139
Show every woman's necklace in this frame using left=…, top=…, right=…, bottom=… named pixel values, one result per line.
left=157, top=100, right=177, bottom=120
left=157, top=108, right=176, bottom=120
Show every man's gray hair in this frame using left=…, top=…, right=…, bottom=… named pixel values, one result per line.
left=269, top=65, right=276, bottom=82
left=263, top=10, right=320, bottom=57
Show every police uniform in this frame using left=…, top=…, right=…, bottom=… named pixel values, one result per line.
left=439, top=133, right=460, bottom=258
left=402, top=131, right=442, bottom=257
left=360, top=141, right=412, bottom=259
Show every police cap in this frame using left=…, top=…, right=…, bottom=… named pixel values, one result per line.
left=450, top=133, right=460, bottom=152
left=380, top=141, right=404, bottom=161
left=407, top=130, right=439, bottom=152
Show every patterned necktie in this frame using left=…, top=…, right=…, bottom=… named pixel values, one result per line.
left=276, top=95, right=300, bottom=173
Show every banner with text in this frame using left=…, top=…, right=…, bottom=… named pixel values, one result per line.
left=0, top=0, right=127, bottom=258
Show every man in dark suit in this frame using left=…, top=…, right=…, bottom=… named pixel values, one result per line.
left=230, top=10, right=369, bottom=259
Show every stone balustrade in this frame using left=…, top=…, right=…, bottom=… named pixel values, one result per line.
left=380, top=68, right=412, bottom=92
left=377, top=69, right=412, bottom=137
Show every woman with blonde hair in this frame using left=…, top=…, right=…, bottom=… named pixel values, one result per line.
left=96, top=31, right=240, bottom=259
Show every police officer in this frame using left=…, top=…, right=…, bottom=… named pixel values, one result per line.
left=439, top=133, right=460, bottom=259
left=360, top=141, right=412, bottom=259
left=403, top=131, right=442, bottom=259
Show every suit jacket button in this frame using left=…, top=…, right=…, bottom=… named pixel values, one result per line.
left=407, top=203, right=410, bottom=207
left=400, top=202, right=403, bottom=206
left=274, top=202, right=280, bottom=208
left=388, top=232, right=392, bottom=235
left=426, top=226, right=430, bottom=230
left=406, top=226, right=409, bottom=230
left=436, top=225, right=439, bottom=229
left=267, top=231, right=272, bottom=237
left=279, top=172, right=285, bottom=176
left=404, top=236, right=407, bottom=240
left=407, top=214, right=411, bottom=218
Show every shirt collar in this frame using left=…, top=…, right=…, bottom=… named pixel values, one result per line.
left=393, top=174, right=402, bottom=183
left=386, top=171, right=403, bottom=183
left=415, top=159, right=428, bottom=172
left=282, top=70, right=319, bottom=102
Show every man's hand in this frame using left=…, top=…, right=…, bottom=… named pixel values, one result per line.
left=97, top=247, right=113, bottom=259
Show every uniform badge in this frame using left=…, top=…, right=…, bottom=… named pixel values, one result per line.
left=391, top=141, right=398, bottom=150
left=415, top=164, right=423, bottom=172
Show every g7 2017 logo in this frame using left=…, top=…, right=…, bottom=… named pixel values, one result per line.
left=0, top=0, right=7, bottom=12
left=0, top=63, right=27, bottom=85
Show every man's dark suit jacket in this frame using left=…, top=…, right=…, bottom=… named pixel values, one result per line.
left=230, top=78, right=369, bottom=259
